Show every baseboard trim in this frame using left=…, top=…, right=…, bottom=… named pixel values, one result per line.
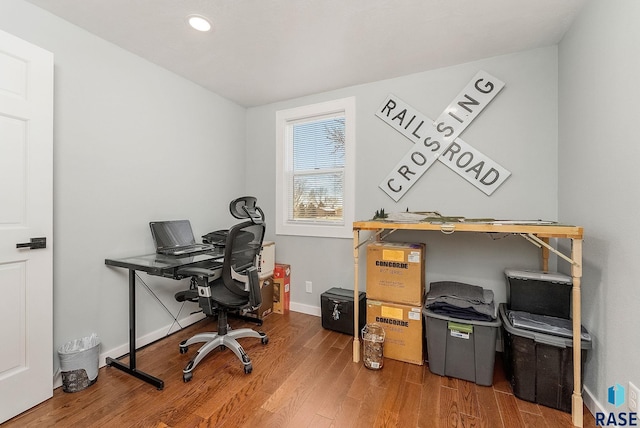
left=582, top=385, right=603, bottom=418
left=290, top=302, right=321, bottom=317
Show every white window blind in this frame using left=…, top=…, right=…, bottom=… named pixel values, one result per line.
left=288, top=115, right=345, bottom=224
left=276, top=97, right=355, bottom=238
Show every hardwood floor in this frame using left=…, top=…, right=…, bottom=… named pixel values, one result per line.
left=4, top=311, right=597, bottom=427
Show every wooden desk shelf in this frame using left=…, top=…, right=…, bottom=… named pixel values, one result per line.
left=352, top=219, right=584, bottom=427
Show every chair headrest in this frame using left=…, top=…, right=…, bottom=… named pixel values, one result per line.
left=229, top=196, right=264, bottom=224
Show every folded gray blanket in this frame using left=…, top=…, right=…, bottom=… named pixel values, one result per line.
left=427, top=303, right=496, bottom=322
left=426, top=281, right=496, bottom=320
left=426, top=281, right=494, bottom=305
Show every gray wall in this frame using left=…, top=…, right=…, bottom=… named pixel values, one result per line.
left=247, top=47, right=561, bottom=314
left=0, top=0, right=247, bottom=374
left=558, top=0, right=640, bottom=414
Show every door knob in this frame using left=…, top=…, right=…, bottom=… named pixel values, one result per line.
left=16, top=237, right=47, bottom=249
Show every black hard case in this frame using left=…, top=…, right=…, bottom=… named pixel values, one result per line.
left=321, top=287, right=366, bottom=335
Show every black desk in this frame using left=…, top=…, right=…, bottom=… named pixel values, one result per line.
left=105, top=250, right=224, bottom=389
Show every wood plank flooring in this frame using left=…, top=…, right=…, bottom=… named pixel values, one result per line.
left=4, top=311, right=597, bottom=427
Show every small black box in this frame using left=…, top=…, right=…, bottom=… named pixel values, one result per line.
left=321, top=287, right=366, bottom=335
left=505, top=269, right=572, bottom=319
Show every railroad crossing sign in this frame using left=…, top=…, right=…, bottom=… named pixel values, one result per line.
left=376, top=70, right=511, bottom=201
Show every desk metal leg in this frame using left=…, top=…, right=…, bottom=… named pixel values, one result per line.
left=106, top=269, right=165, bottom=390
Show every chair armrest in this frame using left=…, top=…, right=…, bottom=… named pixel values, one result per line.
left=175, top=289, right=199, bottom=303
left=177, top=267, right=220, bottom=277
left=246, top=266, right=262, bottom=309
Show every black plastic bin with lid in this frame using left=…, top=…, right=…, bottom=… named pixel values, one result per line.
left=505, top=269, right=572, bottom=319
left=499, top=303, right=591, bottom=413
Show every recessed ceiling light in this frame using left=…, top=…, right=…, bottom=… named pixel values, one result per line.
left=187, top=15, right=212, bottom=32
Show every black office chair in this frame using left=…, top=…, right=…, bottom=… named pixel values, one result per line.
left=175, top=199, right=268, bottom=381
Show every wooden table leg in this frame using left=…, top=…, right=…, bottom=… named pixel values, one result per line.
left=353, top=229, right=361, bottom=362
left=541, top=237, right=550, bottom=272
left=571, top=238, right=583, bottom=427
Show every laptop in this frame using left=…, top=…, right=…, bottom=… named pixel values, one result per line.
left=150, top=220, right=215, bottom=256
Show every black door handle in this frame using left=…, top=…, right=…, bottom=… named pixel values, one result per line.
left=16, top=237, right=47, bottom=249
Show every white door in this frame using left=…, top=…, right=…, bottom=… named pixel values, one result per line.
left=0, top=29, right=54, bottom=423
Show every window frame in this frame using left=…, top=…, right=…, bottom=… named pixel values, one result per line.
left=275, top=96, right=356, bottom=238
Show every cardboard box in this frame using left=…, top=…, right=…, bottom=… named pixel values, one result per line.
left=259, top=241, right=275, bottom=279
left=366, top=299, right=423, bottom=365
left=246, top=276, right=274, bottom=320
left=366, top=242, right=425, bottom=306
left=273, top=263, right=290, bottom=314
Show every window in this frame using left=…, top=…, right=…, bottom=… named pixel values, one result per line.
left=276, top=97, right=355, bottom=238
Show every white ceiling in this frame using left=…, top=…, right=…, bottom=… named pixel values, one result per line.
left=25, top=0, right=586, bottom=107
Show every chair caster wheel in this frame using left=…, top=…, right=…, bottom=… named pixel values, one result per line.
left=179, top=346, right=188, bottom=354
left=261, top=336, right=269, bottom=345
left=183, top=372, right=192, bottom=382
left=244, top=364, right=252, bottom=374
